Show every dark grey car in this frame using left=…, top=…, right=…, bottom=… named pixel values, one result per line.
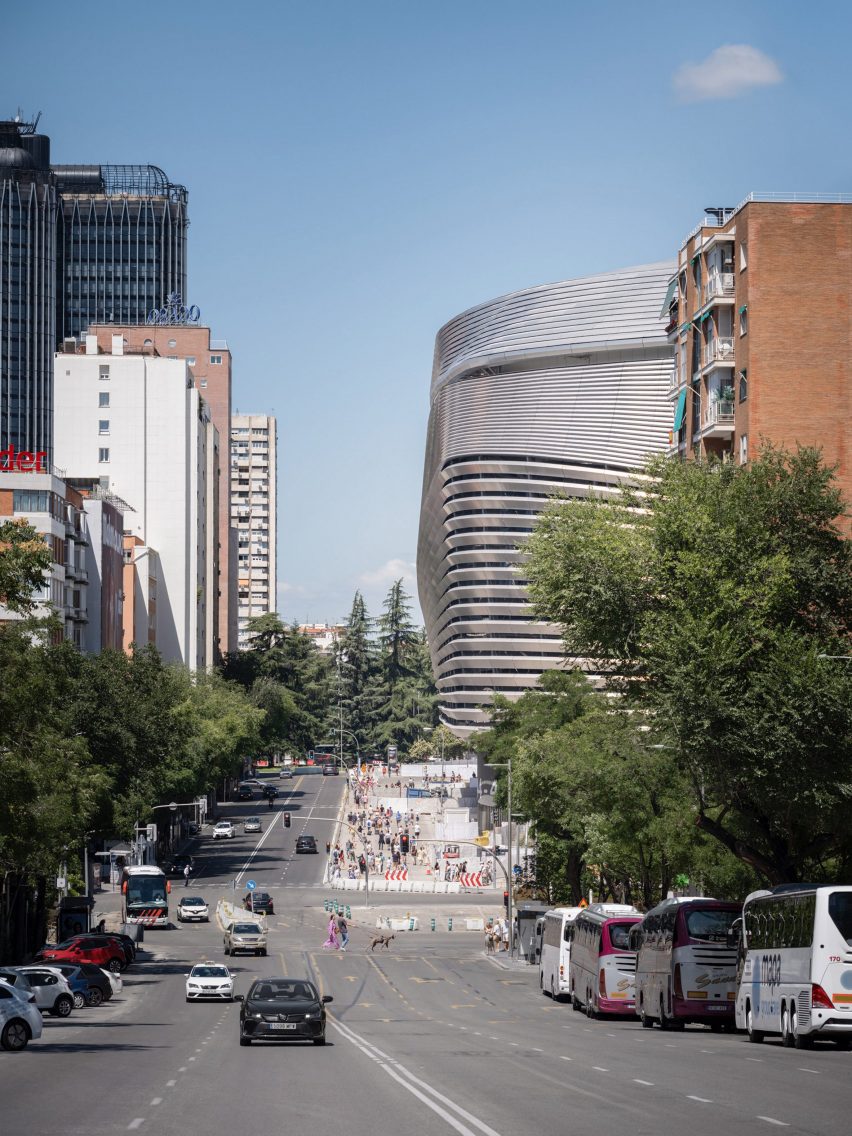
left=235, top=977, right=332, bottom=1045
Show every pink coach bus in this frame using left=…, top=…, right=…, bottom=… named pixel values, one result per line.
left=569, top=903, right=642, bottom=1018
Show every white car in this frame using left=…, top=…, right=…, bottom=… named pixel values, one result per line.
left=185, top=963, right=234, bottom=1002
left=11, top=967, right=74, bottom=1018
left=212, top=821, right=236, bottom=839
left=176, top=896, right=210, bottom=922
left=100, top=966, right=122, bottom=996
left=0, top=981, right=43, bottom=1051
left=243, top=816, right=262, bottom=834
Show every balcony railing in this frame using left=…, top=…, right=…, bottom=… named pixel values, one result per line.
left=703, top=337, right=735, bottom=366
left=703, top=272, right=735, bottom=304
left=702, top=399, right=735, bottom=432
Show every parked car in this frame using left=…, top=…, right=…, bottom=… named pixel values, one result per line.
left=185, top=963, right=234, bottom=1002
left=7, top=967, right=74, bottom=1018
left=53, top=962, right=113, bottom=1006
left=101, top=967, right=122, bottom=997
left=235, top=976, right=332, bottom=1046
left=243, top=816, right=262, bottom=834
left=244, top=891, right=274, bottom=915
left=59, top=933, right=133, bottom=967
left=223, top=921, right=267, bottom=957
left=176, top=896, right=210, bottom=922
left=36, top=936, right=126, bottom=973
left=0, top=982, right=43, bottom=1051
left=0, top=970, right=35, bottom=1001
left=188, top=821, right=202, bottom=836
left=295, top=835, right=318, bottom=854
left=213, top=821, right=236, bottom=840
left=21, top=964, right=91, bottom=1010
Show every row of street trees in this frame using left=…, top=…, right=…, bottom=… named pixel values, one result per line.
left=478, top=446, right=852, bottom=905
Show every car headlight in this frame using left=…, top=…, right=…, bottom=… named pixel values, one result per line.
left=251, top=1011, right=263, bottom=1019
left=304, top=1010, right=322, bottom=1019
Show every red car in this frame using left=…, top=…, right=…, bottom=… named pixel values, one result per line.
left=36, top=936, right=126, bottom=973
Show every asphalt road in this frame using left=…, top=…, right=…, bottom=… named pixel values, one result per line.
left=2, top=770, right=851, bottom=1136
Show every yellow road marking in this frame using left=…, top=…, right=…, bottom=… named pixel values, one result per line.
left=451, top=1003, right=476, bottom=1009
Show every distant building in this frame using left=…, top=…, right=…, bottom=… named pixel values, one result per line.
left=418, top=263, right=675, bottom=736
left=299, top=623, right=345, bottom=654
left=53, top=164, right=187, bottom=343
left=87, top=320, right=236, bottom=657
left=54, top=335, right=217, bottom=669
left=122, top=533, right=160, bottom=653
left=231, top=414, right=277, bottom=650
left=0, top=119, right=56, bottom=460
left=665, top=194, right=852, bottom=507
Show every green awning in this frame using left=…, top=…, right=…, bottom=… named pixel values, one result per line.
left=700, top=311, right=713, bottom=322
left=690, top=254, right=699, bottom=264
left=673, top=389, right=687, bottom=432
left=679, top=322, right=692, bottom=334
left=659, top=278, right=678, bottom=317
left=739, top=304, right=748, bottom=314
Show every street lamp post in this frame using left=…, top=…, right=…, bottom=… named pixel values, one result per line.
left=487, top=759, right=515, bottom=958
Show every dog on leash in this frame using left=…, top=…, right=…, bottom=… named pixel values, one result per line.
left=370, top=932, right=396, bottom=951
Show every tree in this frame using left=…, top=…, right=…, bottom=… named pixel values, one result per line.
left=372, top=581, right=438, bottom=751
left=0, top=518, right=53, bottom=614
left=337, top=591, right=378, bottom=753
left=526, top=447, right=852, bottom=884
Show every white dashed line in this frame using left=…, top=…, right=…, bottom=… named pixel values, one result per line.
left=634, top=1079, right=654, bottom=1086
left=592, top=1066, right=608, bottom=1072
left=166, top=1080, right=177, bottom=1087
left=150, top=1098, right=162, bottom=1107
left=178, top=1067, right=187, bottom=1072
left=531, top=1047, right=543, bottom=1052
left=745, top=1057, right=763, bottom=1062
left=757, top=1118, right=789, bottom=1128
left=687, top=1096, right=713, bottom=1104
left=559, top=1056, right=572, bottom=1062
left=128, top=1122, right=144, bottom=1131
left=798, top=1068, right=819, bottom=1074
left=490, top=1036, right=499, bottom=1040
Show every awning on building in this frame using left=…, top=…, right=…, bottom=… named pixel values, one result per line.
left=739, top=304, right=748, bottom=314
left=673, top=389, right=687, bottom=432
left=659, top=278, right=678, bottom=317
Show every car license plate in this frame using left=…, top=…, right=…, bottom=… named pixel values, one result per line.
left=270, top=1022, right=296, bottom=1030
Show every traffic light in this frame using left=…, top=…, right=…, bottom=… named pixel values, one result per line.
left=503, top=890, right=509, bottom=910
left=400, top=834, right=409, bottom=854
left=283, top=812, right=291, bottom=828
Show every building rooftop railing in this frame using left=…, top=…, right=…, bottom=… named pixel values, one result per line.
left=682, top=191, right=852, bottom=246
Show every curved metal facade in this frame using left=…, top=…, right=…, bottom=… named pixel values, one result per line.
left=418, top=262, right=675, bottom=735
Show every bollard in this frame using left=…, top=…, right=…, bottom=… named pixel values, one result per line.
left=346, top=905, right=351, bottom=919
left=324, top=899, right=329, bottom=912
left=448, top=917, right=453, bottom=931
left=334, top=901, right=339, bottom=914
left=431, top=917, right=436, bottom=932
left=409, top=917, right=415, bottom=931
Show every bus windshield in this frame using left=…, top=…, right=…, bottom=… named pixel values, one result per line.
left=608, top=922, right=634, bottom=950
left=126, top=876, right=167, bottom=906
left=829, top=892, right=852, bottom=946
left=685, top=907, right=739, bottom=943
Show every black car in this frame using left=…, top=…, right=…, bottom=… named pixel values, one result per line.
left=236, top=977, right=332, bottom=1045
left=54, top=962, right=113, bottom=1006
left=244, top=891, right=275, bottom=915
left=263, top=785, right=279, bottom=799
left=165, top=855, right=194, bottom=879
left=295, top=835, right=317, bottom=854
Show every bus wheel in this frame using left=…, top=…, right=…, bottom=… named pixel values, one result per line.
left=659, top=997, right=670, bottom=1031
left=746, top=1003, right=764, bottom=1044
left=586, top=992, right=597, bottom=1020
left=550, top=978, right=561, bottom=1003
left=640, top=1001, right=654, bottom=1029
left=782, top=1005, right=795, bottom=1048
left=571, top=989, right=581, bottom=1012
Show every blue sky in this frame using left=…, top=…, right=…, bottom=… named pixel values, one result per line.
left=6, top=1, right=851, bottom=626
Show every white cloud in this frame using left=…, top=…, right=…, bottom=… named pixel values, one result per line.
left=673, top=45, right=783, bottom=102
left=357, top=558, right=417, bottom=590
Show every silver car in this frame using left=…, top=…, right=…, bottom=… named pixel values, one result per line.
left=0, top=981, right=43, bottom=1050
left=244, top=817, right=262, bottom=834
left=223, top=921, right=267, bottom=957
left=10, top=967, right=74, bottom=1018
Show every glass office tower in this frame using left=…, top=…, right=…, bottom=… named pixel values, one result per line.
left=0, top=119, right=56, bottom=460
left=53, top=164, right=188, bottom=342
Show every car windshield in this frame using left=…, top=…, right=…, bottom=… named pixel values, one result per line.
left=192, top=966, right=229, bottom=978
left=829, top=892, right=852, bottom=946
left=685, top=907, right=739, bottom=942
left=182, top=897, right=205, bottom=906
left=251, top=981, right=316, bottom=1001
left=233, top=924, right=261, bottom=935
left=246, top=817, right=259, bottom=823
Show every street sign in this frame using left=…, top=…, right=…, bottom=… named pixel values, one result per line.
left=246, top=879, right=257, bottom=891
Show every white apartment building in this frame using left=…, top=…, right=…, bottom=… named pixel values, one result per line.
left=230, top=414, right=277, bottom=649
left=54, top=335, right=219, bottom=669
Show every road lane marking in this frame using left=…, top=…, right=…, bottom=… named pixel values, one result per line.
left=634, top=1079, right=654, bottom=1086
left=745, top=1057, right=763, bottom=1062
left=150, top=1099, right=162, bottom=1106
left=330, top=1017, right=504, bottom=1136
left=128, top=1122, right=144, bottom=1131
left=233, top=812, right=282, bottom=884
left=559, top=1056, right=572, bottom=1062
left=592, top=1067, right=608, bottom=1072
left=687, top=1096, right=713, bottom=1103
left=757, top=1119, right=789, bottom=1128
left=166, top=1080, right=176, bottom=1087
left=797, top=1068, right=819, bottom=1074
left=178, top=1067, right=187, bottom=1072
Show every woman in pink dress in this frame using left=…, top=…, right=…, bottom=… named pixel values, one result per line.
left=322, top=914, right=341, bottom=950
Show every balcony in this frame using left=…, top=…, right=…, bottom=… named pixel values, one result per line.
left=701, top=399, right=735, bottom=438
left=702, top=337, right=735, bottom=368
left=703, top=272, right=735, bottom=305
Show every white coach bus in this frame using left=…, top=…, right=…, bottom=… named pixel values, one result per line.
left=539, top=906, right=583, bottom=1001
left=735, top=884, right=852, bottom=1049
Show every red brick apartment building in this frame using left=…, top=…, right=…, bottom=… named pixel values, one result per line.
left=664, top=195, right=852, bottom=507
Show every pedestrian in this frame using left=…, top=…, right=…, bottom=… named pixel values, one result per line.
left=414, top=823, right=420, bottom=838
left=337, top=912, right=350, bottom=950
left=378, top=832, right=384, bottom=849
left=183, top=862, right=191, bottom=887
left=322, top=915, right=341, bottom=950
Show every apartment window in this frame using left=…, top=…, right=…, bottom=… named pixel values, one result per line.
left=739, top=242, right=748, bottom=271
left=99, top=420, right=110, bottom=435
left=99, top=392, right=110, bottom=408
left=739, top=306, right=748, bottom=336
left=739, top=434, right=748, bottom=465
left=738, top=370, right=748, bottom=402
left=200, top=379, right=208, bottom=388
left=168, top=338, right=177, bottom=348
left=210, top=355, right=222, bottom=365
left=99, top=365, right=110, bottom=381
left=186, top=356, right=196, bottom=365
left=98, top=447, right=110, bottom=463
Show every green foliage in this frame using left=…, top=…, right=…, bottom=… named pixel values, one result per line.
left=0, top=518, right=53, bottom=615
left=526, top=446, right=852, bottom=884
